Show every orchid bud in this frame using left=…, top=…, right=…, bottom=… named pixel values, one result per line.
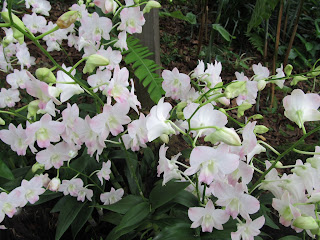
left=257, top=80, right=266, bottom=91
left=27, top=100, right=40, bottom=120
left=160, top=134, right=169, bottom=144
left=83, top=54, right=110, bottom=74
left=219, top=108, right=227, bottom=114
left=32, top=162, right=44, bottom=173
left=143, top=1, right=161, bottom=13
left=1, top=12, right=25, bottom=44
left=204, top=127, right=241, bottom=146
left=134, top=0, right=140, bottom=3
left=251, top=114, right=263, bottom=120
left=48, top=177, right=61, bottom=191
left=57, top=11, right=79, bottom=29
left=224, top=81, right=246, bottom=99
left=2, top=37, right=11, bottom=48
left=237, top=101, right=252, bottom=118
left=270, top=160, right=283, bottom=168
left=284, top=64, right=293, bottom=76
left=36, top=68, right=56, bottom=84
left=254, top=125, right=269, bottom=134
left=293, top=216, right=319, bottom=230
left=291, top=75, right=308, bottom=86
left=309, top=65, right=320, bottom=77
left=176, top=101, right=187, bottom=120
left=0, top=117, right=5, bottom=125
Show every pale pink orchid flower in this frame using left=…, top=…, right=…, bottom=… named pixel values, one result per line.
left=162, top=67, right=191, bottom=100
left=6, top=69, right=30, bottom=89
left=25, top=113, right=65, bottom=148
left=18, top=176, right=46, bottom=205
left=183, top=103, right=228, bottom=137
left=253, top=63, right=269, bottom=90
left=0, top=123, right=37, bottom=156
left=97, top=47, right=122, bottom=71
left=90, top=102, right=131, bottom=140
left=36, top=141, right=75, bottom=169
left=114, top=31, right=128, bottom=51
left=283, top=89, right=320, bottom=129
left=16, top=43, right=36, bottom=69
left=87, top=68, right=111, bottom=93
left=106, top=65, right=129, bottom=103
left=234, top=72, right=258, bottom=106
left=146, top=97, right=175, bottom=142
left=231, top=216, right=265, bottom=240
left=0, top=190, right=24, bottom=220
left=77, top=188, right=93, bottom=202
left=122, top=113, right=148, bottom=151
left=56, top=64, right=84, bottom=103
left=22, top=12, right=47, bottom=33
left=157, top=144, right=183, bottom=185
left=118, top=1, right=145, bottom=34
left=59, top=178, right=84, bottom=197
left=100, top=187, right=124, bottom=205
left=93, top=0, right=118, bottom=14
left=97, top=160, right=112, bottom=185
left=0, top=88, right=20, bottom=108
left=188, top=199, right=229, bottom=232
left=185, top=145, right=239, bottom=185
left=213, top=181, right=260, bottom=220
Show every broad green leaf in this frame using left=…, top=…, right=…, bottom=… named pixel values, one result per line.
left=212, top=24, right=231, bottom=42
left=172, top=190, right=198, bottom=208
left=0, top=159, right=14, bottom=180
left=54, top=196, right=85, bottom=240
left=71, top=201, right=94, bottom=239
left=106, top=202, right=150, bottom=240
left=33, top=191, right=63, bottom=206
left=149, top=181, right=190, bottom=210
left=185, top=12, right=197, bottom=25
left=279, top=236, right=302, bottom=240
left=96, top=195, right=143, bottom=214
left=100, top=212, right=122, bottom=225
left=153, top=223, right=199, bottom=240
left=201, top=219, right=237, bottom=239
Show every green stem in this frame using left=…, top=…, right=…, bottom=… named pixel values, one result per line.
left=68, top=57, right=88, bottom=74
left=293, top=148, right=320, bottom=155
left=120, top=137, right=146, bottom=201
left=258, top=140, right=280, bottom=156
left=0, top=110, right=30, bottom=122
left=249, top=124, right=320, bottom=195
left=14, top=104, right=28, bottom=113
left=0, top=23, right=11, bottom=27
left=202, top=184, right=206, bottom=204
left=35, top=25, right=59, bottom=40
left=0, top=186, right=9, bottom=193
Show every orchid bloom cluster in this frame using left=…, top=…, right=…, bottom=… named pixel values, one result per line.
left=0, top=0, right=320, bottom=239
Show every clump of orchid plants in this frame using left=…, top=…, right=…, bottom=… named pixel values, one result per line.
left=0, top=0, right=320, bottom=239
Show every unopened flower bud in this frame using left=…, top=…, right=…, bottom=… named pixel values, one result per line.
left=143, top=1, right=161, bottom=14
left=291, top=75, right=308, bottom=86
left=237, top=101, right=252, bottom=118
left=56, top=11, right=79, bottom=29
left=134, top=0, right=140, bottom=3
left=0, top=117, right=5, bottom=125
left=309, top=65, right=320, bottom=77
left=83, top=54, right=110, bottom=74
left=219, top=108, right=227, bottom=114
left=225, top=81, right=246, bottom=99
left=257, top=80, right=266, bottom=91
left=204, top=127, right=241, bottom=146
left=293, top=216, right=319, bottom=230
left=1, top=12, right=25, bottom=44
left=2, top=37, right=11, bottom=48
left=270, top=160, right=283, bottom=168
left=284, top=64, right=293, bottom=76
left=160, top=134, right=169, bottom=144
left=27, top=100, right=40, bottom=120
left=254, top=125, right=269, bottom=134
left=251, top=114, right=263, bottom=120
left=32, top=162, right=44, bottom=173
left=89, top=3, right=95, bottom=7
left=176, top=101, right=187, bottom=120
left=36, top=68, right=56, bottom=83
left=48, top=177, right=61, bottom=191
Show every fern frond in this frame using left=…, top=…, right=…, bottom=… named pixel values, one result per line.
left=246, top=32, right=264, bottom=55
left=123, top=36, right=164, bottom=103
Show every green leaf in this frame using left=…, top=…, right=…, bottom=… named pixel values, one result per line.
left=185, top=12, right=197, bottom=25
left=124, top=37, right=164, bottom=103
left=172, top=190, right=198, bottom=208
left=153, top=223, right=199, bottom=240
left=54, top=196, right=85, bottom=240
left=96, top=195, right=144, bottom=214
left=100, top=212, right=122, bottom=225
left=33, top=191, right=63, bottom=206
left=160, top=10, right=196, bottom=25
left=212, top=24, right=231, bottom=42
left=71, top=201, right=94, bottom=239
left=106, top=202, right=150, bottom=240
left=279, top=236, right=302, bottom=240
left=149, top=181, right=190, bottom=210
left=0, top=159, right=14, bottom=180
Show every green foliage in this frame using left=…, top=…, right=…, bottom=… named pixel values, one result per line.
left=0, top=159, right=14, bottom=180
left=247, top=0, right=279, bottom=33
left=123, top=37, right=164, bottom=103
left=246, top=32, right=264, bottom=55
left=212, top=24, right=233, bottom=42
left=159, top=10, right=197, bottom=25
